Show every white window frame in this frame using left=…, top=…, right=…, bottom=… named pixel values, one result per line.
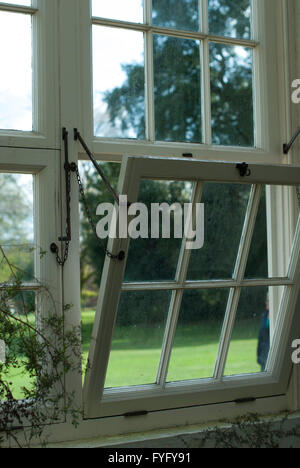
left=0, top=0, right=299, bottom=444
left=78, top=0, right=286, bottom=165
left=82, top=156, right=300, bottom=419
left=0, top=146, right=62, bottom=305
left=0, top=0, right=59, bottom=150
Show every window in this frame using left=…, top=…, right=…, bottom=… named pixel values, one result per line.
left=0, top=148, right=62, bottom=402
left=0, top=0, right=58, bottom=148
left=83, top=157, right=300, bottom=418
left=81, top=0, right=284, bottom=164
left=0, top=0, right=299, bottom=444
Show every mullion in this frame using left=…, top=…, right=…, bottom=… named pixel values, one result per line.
left=214, top=184, right=263, bottom=379
left=0, top=3, right=37, bottom=14
left=121, top=277, right=294, bottom=292
left=156, top=182, right=203, bottom=386
left=144, top=0, right=155, bottom=142
left=91, top=17, right=258, bottom=48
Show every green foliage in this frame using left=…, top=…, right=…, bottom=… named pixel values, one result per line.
left=0, top=248, right=82, bottom=448
left=101, top=0, right=253, bottom=146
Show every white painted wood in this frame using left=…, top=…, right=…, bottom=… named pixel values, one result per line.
left=83, top=156, right=300, bottom=419
left=0, top=0, right=60, bottom=149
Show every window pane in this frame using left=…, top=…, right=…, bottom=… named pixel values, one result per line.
left=124, top=179, right=194, bottom=283
left=105, top=290, right=171, bottom=388
left=224, top=286, right=280, bottom=376
left=152, top=0, right=199, bottom=32
left=0, top=174, right=35, bottom=283
left=187, top=182, right=251, bottom=280
left=154, top=35, right=202, bottom=143
left=92, top=0, right=144, bottom=23
left=93, top=26, right=145, bottom=139
left=0, top=291, right=36, bottom=400
left=167, top=289, right=230, bottom=382
left=210, top=43, right=254, bottom=147
left=208, top=0, right=252, bottom=39
left=245, top=186, right=296, bottom=279
left=0, top=11, right=32, bottom=131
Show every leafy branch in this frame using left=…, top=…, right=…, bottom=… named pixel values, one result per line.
left=0, top=244, right=82, bottom=448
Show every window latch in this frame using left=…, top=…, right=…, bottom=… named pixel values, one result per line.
left=50, top=128, right=74, bottom=267
left=236, top=162, right=251, bottom=177
left=283, top=127, right=300, bottom=154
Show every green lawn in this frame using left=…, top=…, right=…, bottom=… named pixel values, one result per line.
left=81, top=309, right=262, bottom=388
left=3, top=309, right=262, bottom=399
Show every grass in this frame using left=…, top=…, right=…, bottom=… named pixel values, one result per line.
left=81, top=309, right=262, bottom=388
left=4, top=309, right=262, bottom=399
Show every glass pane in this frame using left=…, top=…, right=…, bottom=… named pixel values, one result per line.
left=154, top=35, right=202, bottom=143
left=152, top=0, right=199, bottom=32
left=224, top=287, right=281, bottom=376
left=245, top=186, right=268, bottom=279
left=245, top=186, right=297, bottom=279
left=210, top=43, right=254, bottom=147
left=105, top=290, right=171, bottom=388
left=0, top=11, right=32, bottom=131
left=187, top=182, right=251, bottom=280
left=167, top=289, right=230, bottom=382
left=79, top=162, right=121, bottom=374
left=93, top=26, right=145, bottom=139
left=0, top=291, right=36, bottom=401
left=124, top=179, right=194, bottom=282
left=92, top=0, right=144, bottom=23
left=0, top=174, right=35, bottom=283
left=208, top=0, right=252, bottom=39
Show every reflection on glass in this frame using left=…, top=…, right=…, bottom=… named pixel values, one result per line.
left=92, top=0, right=144, bottom=23
left=152, top=0, right=199, bottom=31
left=105, top=290, right=171, bottom=388
left=0, top=174, right=34, bottom=283
left=93, top=26, right=145, bottom=139
left=154, top=35, right=202, bottom=143
left=167, top=289, right=229, bottom=382
left=210, top=43, right=254, bottom=147
left=124, top=179, right=194, bottom=282
left=208, top=0, right=252, bottom=39
left=245, top=186, right=268, bottom=279
left=245, top=186, right=296, bottom=279
left=224, top=287, right=279, bottom=376
left=0, top=291, right=36, bottom=400
left=0, top=12, right=32, bottom=131
left=187, top=183, right=251, bottom=280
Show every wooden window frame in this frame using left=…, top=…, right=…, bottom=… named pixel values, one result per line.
left=83, top=156, right=300, bottom=419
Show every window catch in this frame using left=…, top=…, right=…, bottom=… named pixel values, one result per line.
left=235, top=397, right=256, bottom=404
left=236, top=162, right=251, bottom=177
left=283, top=127, right=300, bottom=154
left=124, top=410, right=148, bottom=418
left=50, top=128, right=73, bottom=267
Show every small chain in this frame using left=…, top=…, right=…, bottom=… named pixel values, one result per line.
left=73, top=164, right=123, bottom=261
left=52, top=168, right=72, bottom=267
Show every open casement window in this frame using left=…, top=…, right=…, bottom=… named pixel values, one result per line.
left=83, top=157, right=300, bottom=419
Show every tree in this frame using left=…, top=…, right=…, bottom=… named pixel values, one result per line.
left=0, top=174, right=34, bottom=284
